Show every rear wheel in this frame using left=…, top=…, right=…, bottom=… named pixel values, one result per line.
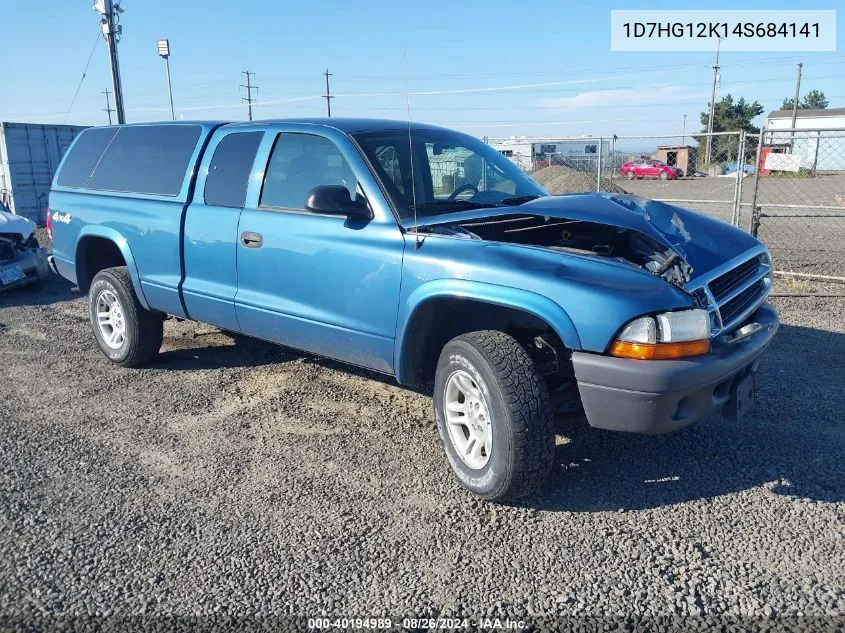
left=659, top=170, right=669, bottom=180
left=433, top=330, right=555, bottom=502
left=88, top=266, right=163, bottom=367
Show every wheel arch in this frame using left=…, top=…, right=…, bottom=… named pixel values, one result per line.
left=394, top=280, right=581, bottom=386
left=75, top=227, right=149, bottom=309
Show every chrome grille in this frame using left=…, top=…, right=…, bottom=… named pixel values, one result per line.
left=689, top=247, right=772, bottom=336
left=719, top=279, right=766, bottom=326
left=708, top=256, right=762, bottom=301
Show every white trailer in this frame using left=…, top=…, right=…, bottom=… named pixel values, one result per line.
left=0, top=122, right=88, bottom=223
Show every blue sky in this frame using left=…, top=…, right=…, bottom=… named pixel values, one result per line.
left=1, top=0, right=842, bottom=138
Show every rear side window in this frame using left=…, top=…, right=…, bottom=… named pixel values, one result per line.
left=55, top=127, right=118, bottom=188
left=88, top=125, right=202, bottom=196
left=204, top=132, right=263, bottom=208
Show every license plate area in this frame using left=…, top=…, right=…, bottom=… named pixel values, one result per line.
left=0, top=264, right=25, bottom=285
left=725, top=372, right=756, bottom=420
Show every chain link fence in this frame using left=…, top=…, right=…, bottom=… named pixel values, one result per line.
left=744, top=129, right=845, bottom=289
left=489, top=128, right=845, bottom=293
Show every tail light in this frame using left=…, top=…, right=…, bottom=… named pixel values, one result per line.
left=45, top=207, right=53, bottom=241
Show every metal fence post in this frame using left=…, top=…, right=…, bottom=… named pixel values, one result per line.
left=748, top=129, right=765, bottom=236
left=610, top=135, right=616, bottom=187
left=730, top=131, right=745, bottom=226
left=811, top=130, right=821, bottom=174
left=596, top=137, right=603, bottom=192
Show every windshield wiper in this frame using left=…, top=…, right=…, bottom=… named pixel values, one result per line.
left=414, top=200, right=500, bottom=211
left=499, top=195, right=540, bottom=206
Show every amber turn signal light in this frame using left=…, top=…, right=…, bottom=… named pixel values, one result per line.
left=610, top=339, right=710, bottom=360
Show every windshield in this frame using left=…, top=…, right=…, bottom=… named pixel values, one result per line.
left=352, top=128, right=546, bottom=221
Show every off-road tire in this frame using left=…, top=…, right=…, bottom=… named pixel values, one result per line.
left=88, top=266, right=163, bottom=367
left=433, top=330, right=556, bottom=502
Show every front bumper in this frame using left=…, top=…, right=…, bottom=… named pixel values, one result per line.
left=0, top=246, right=50, bottom=292
left=571, top=302, right=779, bottom=434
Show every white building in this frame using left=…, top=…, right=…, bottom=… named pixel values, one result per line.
left=490, top=137, right=610, bottom=171
left=763, top=108, right=845, bottom=171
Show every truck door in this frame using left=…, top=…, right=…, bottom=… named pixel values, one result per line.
left=182, top=128, right=265, bottom=330
left=234, top=126, right=404, bottom=374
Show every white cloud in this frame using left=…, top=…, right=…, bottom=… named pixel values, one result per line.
left=537, top=84, right=707, bottom=109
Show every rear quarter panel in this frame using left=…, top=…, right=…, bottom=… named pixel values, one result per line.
left=49, top=123, right=220, bottom=316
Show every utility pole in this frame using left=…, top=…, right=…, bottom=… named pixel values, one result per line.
left=94, top=0, right=126, bottom=124
left=790, top=62, right=803, bottom=140
left=682, top=114, right=687, bottom=146
left=705, top=36, right=722, bottom=166
left=241, top=71, right=257, bottom=121
left=157, top=39, right=175, bottom=120
left=323, top=68, right=334, bottom=117
left=102, top=89, right=115, bottom=125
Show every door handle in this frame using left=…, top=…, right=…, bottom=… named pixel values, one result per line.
left=240, top=231, right=263, bottom=248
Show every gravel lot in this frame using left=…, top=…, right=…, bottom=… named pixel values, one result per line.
left=1, top=263, right=844, bottom=629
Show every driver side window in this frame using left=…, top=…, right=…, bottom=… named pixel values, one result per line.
left=260, top=133, right=357, bottom=211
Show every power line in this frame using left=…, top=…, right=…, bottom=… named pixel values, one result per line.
left=99, top=53, right=843, bottom=113
left=323, top=68, right=334, bottom=117
left=62, top=30, right=102, bottom=124
left=122, top=78, right=232, bottom=98
left=9, top=91, right=845, bottom=124
left=253, top=52, right=845, bottom=84
left=118, top=67, right=841, bottom=112
left=241, top=71, right=257, bottom=121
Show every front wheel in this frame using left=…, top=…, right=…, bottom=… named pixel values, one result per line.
left=433, top=331, right=556, bottom=502
left=88, top=266, right=163, bottom=367
left=626, top=170, right=635, bottom=180
left=659, top=171, right=669, bottom=180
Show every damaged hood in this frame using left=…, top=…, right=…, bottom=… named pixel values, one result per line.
left=403, top=193, right=760, bottom=280
left=0, top=209, right=36, bottom=238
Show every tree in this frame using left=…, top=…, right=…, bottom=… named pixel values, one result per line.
left=781, top=89, right=829, bottom=111
left=699, top=94, right=764, bottom=164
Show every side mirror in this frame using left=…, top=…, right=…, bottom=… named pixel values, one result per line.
left=305, top=185, right=373, bottom=221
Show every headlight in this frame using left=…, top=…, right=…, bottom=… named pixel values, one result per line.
left=610, top=309, right=710, bottom=360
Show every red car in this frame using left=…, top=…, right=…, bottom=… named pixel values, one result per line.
left=620, top=159, right=683, bottom=180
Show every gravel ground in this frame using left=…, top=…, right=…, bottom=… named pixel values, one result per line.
left=1, top=267, right=844, bottom=630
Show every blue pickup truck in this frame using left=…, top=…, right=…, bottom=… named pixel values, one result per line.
left=48, top=119, right=778, bottom=501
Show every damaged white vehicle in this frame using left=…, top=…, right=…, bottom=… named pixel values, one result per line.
left=0, top=202, right=50, bottom=292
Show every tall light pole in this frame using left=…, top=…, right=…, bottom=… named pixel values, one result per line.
left=94, top=0, right=126, bottom=124
left=157, top=39, right=175, bottom=121
left=682, top=114, right=687, bottom=146
left=705, top=36, right=722, bottom=165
